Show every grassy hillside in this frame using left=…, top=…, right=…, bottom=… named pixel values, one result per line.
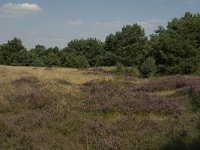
left=0, top=65, right=200, bottom=150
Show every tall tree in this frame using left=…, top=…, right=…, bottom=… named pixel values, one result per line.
left=150, top=12, right=200, bottom=74
left=67, top=38, right=105, bottom=66
left=60, top=52, right=89, bottom=68
left=105, top=24, right=148, bottom=66
left=45, top=51, right=60, bottom=67
left=28, top=45, right=47, bottom=66
left=0, top=38, right=27, bottom=65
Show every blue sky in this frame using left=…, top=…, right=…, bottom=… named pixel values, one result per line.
left=0, top=0, right=200, bottom=49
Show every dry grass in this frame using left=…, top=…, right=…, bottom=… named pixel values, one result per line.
left=155, top=90, right=176, bottom=96
left=0, top=65, right=112, bottom=85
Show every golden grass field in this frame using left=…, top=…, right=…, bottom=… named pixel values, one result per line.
left=0, top=65, right=200, bottom=150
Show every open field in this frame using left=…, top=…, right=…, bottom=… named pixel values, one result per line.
left=0, top=65, right=200, bottom=150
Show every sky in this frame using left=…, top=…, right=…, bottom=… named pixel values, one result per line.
left=0, top=0, right=200, bottom=49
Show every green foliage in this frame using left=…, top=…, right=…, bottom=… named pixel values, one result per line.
left=45, top=52, right=60, bottom=67
left=150, top=12, right=200, bottom=75
left=105, top=24, right=148, bottom=66
left=31, top=57, right=46, bottom=67
left=187, top=88, right=200, bottom=143
left=188, top=88, right=200, bottom=112
left=114, top=62, right=126, bottom=74
left=67, top=38, right=105, bottom=66
left=196, top=112, right=200, bottom=130
left=114, top=62, right=139, bottom=76
left=140, top=57, right=157, bottom=78
left=194, top=67, right=200, bottom=76
left=75, top=55, right=90, bottom=68
left=10, top=49, right=30, bottom=66
left=0, top=46, right=3, bottom=64
left=0, top=37, right=26, bottom=65
left=61, top=52, right=89, bottom=68
left=96, top=52, right=117, bottom=66
left=28, top=45, right=47, bottom=66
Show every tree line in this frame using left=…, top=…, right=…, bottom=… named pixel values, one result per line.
left=0, top=12, right=200, bottom=76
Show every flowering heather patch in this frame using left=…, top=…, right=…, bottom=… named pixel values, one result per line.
left=81, top=119, right=122, bottom=150
left=9, top=110, right=51, bottom=128
left=53, top=78, right=73, bottom=86
left=81, top=80, right=183, bottom=115
left=84, top=67, right=115, bottom=75
left=6, top=77, right=58, bottom=110
left=6, top=87, right=53, bottom=110
left=11, top=76, right=39, bottom=87
left=131, top=75, right=200, bottom=92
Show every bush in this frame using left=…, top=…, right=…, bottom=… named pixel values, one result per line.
left=196, top=112, right=200, bottom=130
left=188, top=88, right=200, bottom=132
left=140, top=57, right=157, bottom=78
left=150, top=12, right=200, bottom=75
left=61, top=52, right=89, bottom=68
left=114, top=62, right=139, bottom=76
left=32, top=57, right=46, bottom=67
left=114, top=62, right=126, bottom=74
left=76, top=55, right=90, bottom=68
left=194, top=68, right=200, bottom=76
left=188, top=88, right=200, bottom=112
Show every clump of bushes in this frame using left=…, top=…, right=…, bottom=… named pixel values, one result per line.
left=149, top=85, right=200, bottom=150
left=188, top=88, right=200, bottom=112
left=61, top=52, right=90, bottom=68
left=114, top=62, right=139, bottom=76
left=187, top=89, right=200, bottom=128
left=139, top=57, right=157, bottom=78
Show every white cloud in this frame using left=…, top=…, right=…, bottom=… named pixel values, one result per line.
left=65, top=20, right=85, bottom=26
left=3, top=3, right=41, bottom=12
left=185, top=0, right=200, bottom=4
left=137, top=19, right=167, bottom=35
left=153, top=0, right=200, bottom=5
left=0, top=2, right=42, bottom=18
left=65, top=20, right=124, bottom=29
left=93, top=21, right=123, bottom=28
left=153, top=0, right=166, bottom=2
left=64, top=19, right=166, bottom=35
left=137, top=19, right=165, bottom=29
left=53, top=38, right=67, bottom=42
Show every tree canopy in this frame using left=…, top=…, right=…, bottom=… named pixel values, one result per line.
left=150, top=12, right=200, bottom=75
left=105, top=24, right=148, bottom=66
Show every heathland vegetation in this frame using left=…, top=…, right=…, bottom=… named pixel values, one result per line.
left=0, top=66, right=200, bottom=149
left=0, top=12, right=200, bottom=149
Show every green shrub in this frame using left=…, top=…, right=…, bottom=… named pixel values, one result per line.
left=114, top=62, right=139, bottom=76
left=196, top=112, right=200, bottom=130
left=0, top=118, right=8, bottom=137
left=76, top=55, right=90, bottom=68
left=114, top=62, right=126, bottom=74
left=32, top=57, right=46, bottom=67
left=140, top=57, right=157, bottom=78
left=194, top=68, right=200, bottom=76
left=126, top=66, right=140, bottom=76
left=61, top=52, right=89, bottom=68
left=188, top=88, right=200, bottom=112
left=188, top=88, right=200, bottom=131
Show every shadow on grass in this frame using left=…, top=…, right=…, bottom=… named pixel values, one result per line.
left=161, top=136, right=200, bottom=150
